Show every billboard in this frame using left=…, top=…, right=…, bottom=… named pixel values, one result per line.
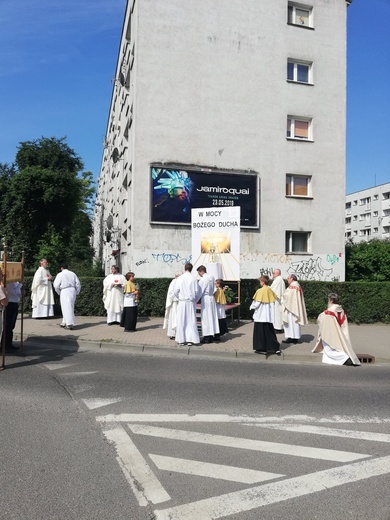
left=151, top=166, right=258, bottom=227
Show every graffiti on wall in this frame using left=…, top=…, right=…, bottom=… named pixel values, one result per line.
left=287, top=257, right=333, bottom=281
left=241, top=252, right=291, bottom=264
left=151, top=252, right=192, bottom=265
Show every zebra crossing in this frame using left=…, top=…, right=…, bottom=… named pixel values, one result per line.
left=41, top=360, right=390, bottom=519
left=95, top=412, right=390, bottom=519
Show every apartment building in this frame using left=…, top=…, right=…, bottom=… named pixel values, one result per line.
left=345, top=183, right=390, bottom=243
left=93, top=0, right=352, bottom=281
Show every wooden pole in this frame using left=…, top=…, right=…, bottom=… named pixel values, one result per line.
left=20, top=251, right=25, bottom=354
left=1, top=246, right=7, bottom=370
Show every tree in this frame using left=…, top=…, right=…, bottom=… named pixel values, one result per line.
left=2, top=137, right=95, bottom=269
left=345, top=238, right=390, bottom=282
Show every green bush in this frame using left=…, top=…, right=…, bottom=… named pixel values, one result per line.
left=20, top=277, right=390, bottom=324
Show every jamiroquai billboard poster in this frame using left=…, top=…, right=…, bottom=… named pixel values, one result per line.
left=150, top=166, right=258, bottom=227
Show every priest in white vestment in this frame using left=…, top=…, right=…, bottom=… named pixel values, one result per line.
left=53, top=263, right=81, bottom=330
left=270, top=269, right=286, bottom=333
left=163, top=271, right=182, bottom=339
left=31, top=259, right=55, bottom=318
left=312, top=293, right=360, bottom=366
left=282, top=274, right=308, bottom=343
left=174, top=263, right=202, bottom=346
left=103, top=265, right=127, bottom=325
left=197, top=265, right=219, bottom=344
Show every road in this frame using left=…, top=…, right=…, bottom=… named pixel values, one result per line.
left=1, top=344, right=389, bottom=519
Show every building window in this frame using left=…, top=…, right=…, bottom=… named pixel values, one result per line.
left=353, top=200, right=357, bottom=206
left=360, top=197, right=371, bottom=207
left=285, top=231, right=310, bottom=253
left=359, top=213, right=371, bottom=222
left=373, top=228, right=378, bottom=234
left=346, top=202, right=351, bottom=209
left=383, top=192, right=390, bottom=200
left=345, top=217, right=351, bottom=225
left=359, top=229, right=371, bottom=237
left=353, top=215, right=358, bottom=221
left=287, top=3, right=313, bottom=28
left=286, top=174, right=311, bottom=197
left=373, top=211, right=378, bottom=217
left=287, top=117, right=312, bottom=140
left=373, top=194, right=378, bottom=201
left=287, top=60, right=312, bottom=84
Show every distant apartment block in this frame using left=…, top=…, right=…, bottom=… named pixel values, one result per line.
left=93, top=0, right=352, bottom=281
left=345, top=183, right=390, bottom=243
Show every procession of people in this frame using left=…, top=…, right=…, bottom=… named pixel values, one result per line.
left=0, top=257, right=362, bottom=367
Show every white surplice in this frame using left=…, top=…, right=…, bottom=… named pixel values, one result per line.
left=174, top=271, right=202, bottom=344
left=198, top=272, right=219, bottom=337
left=53, top=269, right=81, bottom=327
left=103, top=273, right=127, bottom=323
left=31, top=266, right=55, bottom=318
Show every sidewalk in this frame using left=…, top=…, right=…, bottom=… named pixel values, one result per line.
left=12, top=314, right=390, bottom=365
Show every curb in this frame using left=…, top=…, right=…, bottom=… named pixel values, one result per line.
left=13, top=334, right=388, bottom=366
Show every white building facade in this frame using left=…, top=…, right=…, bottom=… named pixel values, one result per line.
left=93, top=0, right=352, bottom=282
left=345, top=183, right=390, bottom=243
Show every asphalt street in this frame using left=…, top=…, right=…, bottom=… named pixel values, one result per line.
left=2, top=344, right=389, bottom=519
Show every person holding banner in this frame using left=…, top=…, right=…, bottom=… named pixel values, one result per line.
left=197, top=265, right=219, bottom=344
left=2, top=281, right=23, bottom=353
left=174, top=263, right=202, bottom=346
left=0, top=269, right=9, bottom=342
left=31, top=258, right=55, bottom=318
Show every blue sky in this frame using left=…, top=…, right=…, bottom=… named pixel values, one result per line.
left=1, top=0, right=389, bottom=195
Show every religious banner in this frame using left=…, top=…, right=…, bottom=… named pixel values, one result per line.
left=0, top=262, right=23, bottom=283
left=191, top=206, right=240, bottom=281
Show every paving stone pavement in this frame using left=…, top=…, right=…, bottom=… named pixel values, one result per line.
left=10, top=314, right=390, bottom=365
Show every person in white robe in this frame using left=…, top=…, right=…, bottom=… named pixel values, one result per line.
left=31, top=259, right=55, bottom=318
left=270, top=269, right=286, bottom=333
left=282, top=274, right=308, bottom=343
left=197, top=265, right=219, bottom=344
left=174, top=263, right=202, bottom=346
left=53, top=263, right=81, bottom=330
left=163, top=271, right=182, bottom=339
left=103, top=265, right=127, bottom=325
left=312, top=293, right=360, bottom=366
left=250, top=276, right=280, bottom=355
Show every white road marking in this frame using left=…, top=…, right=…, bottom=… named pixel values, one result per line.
left=116, top=456, right=148, bottom=507
left=60, top=371, right=98, bottom=376
left=154, top=455, right=390, bottom=520
left=43, top=363, right=75, bottom=371
left=255, top=423, right=390, bottom=443
left=71, top=383, right=95, bottom=393
left=82, top=398, right=122, bottom=410
left=150, top=454, right=284, bottom=484
left=103, top=425, right=171, bottom=505
left=128, top=424, right=369, bottom=462
left=96, top=413, right=390, bottom=425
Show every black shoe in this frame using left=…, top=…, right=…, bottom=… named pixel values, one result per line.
left=274, top=329, right=284, bottom=334
left=255, top=350, right=267, bottom=355
left=344, top=358, right=353, bottom=366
